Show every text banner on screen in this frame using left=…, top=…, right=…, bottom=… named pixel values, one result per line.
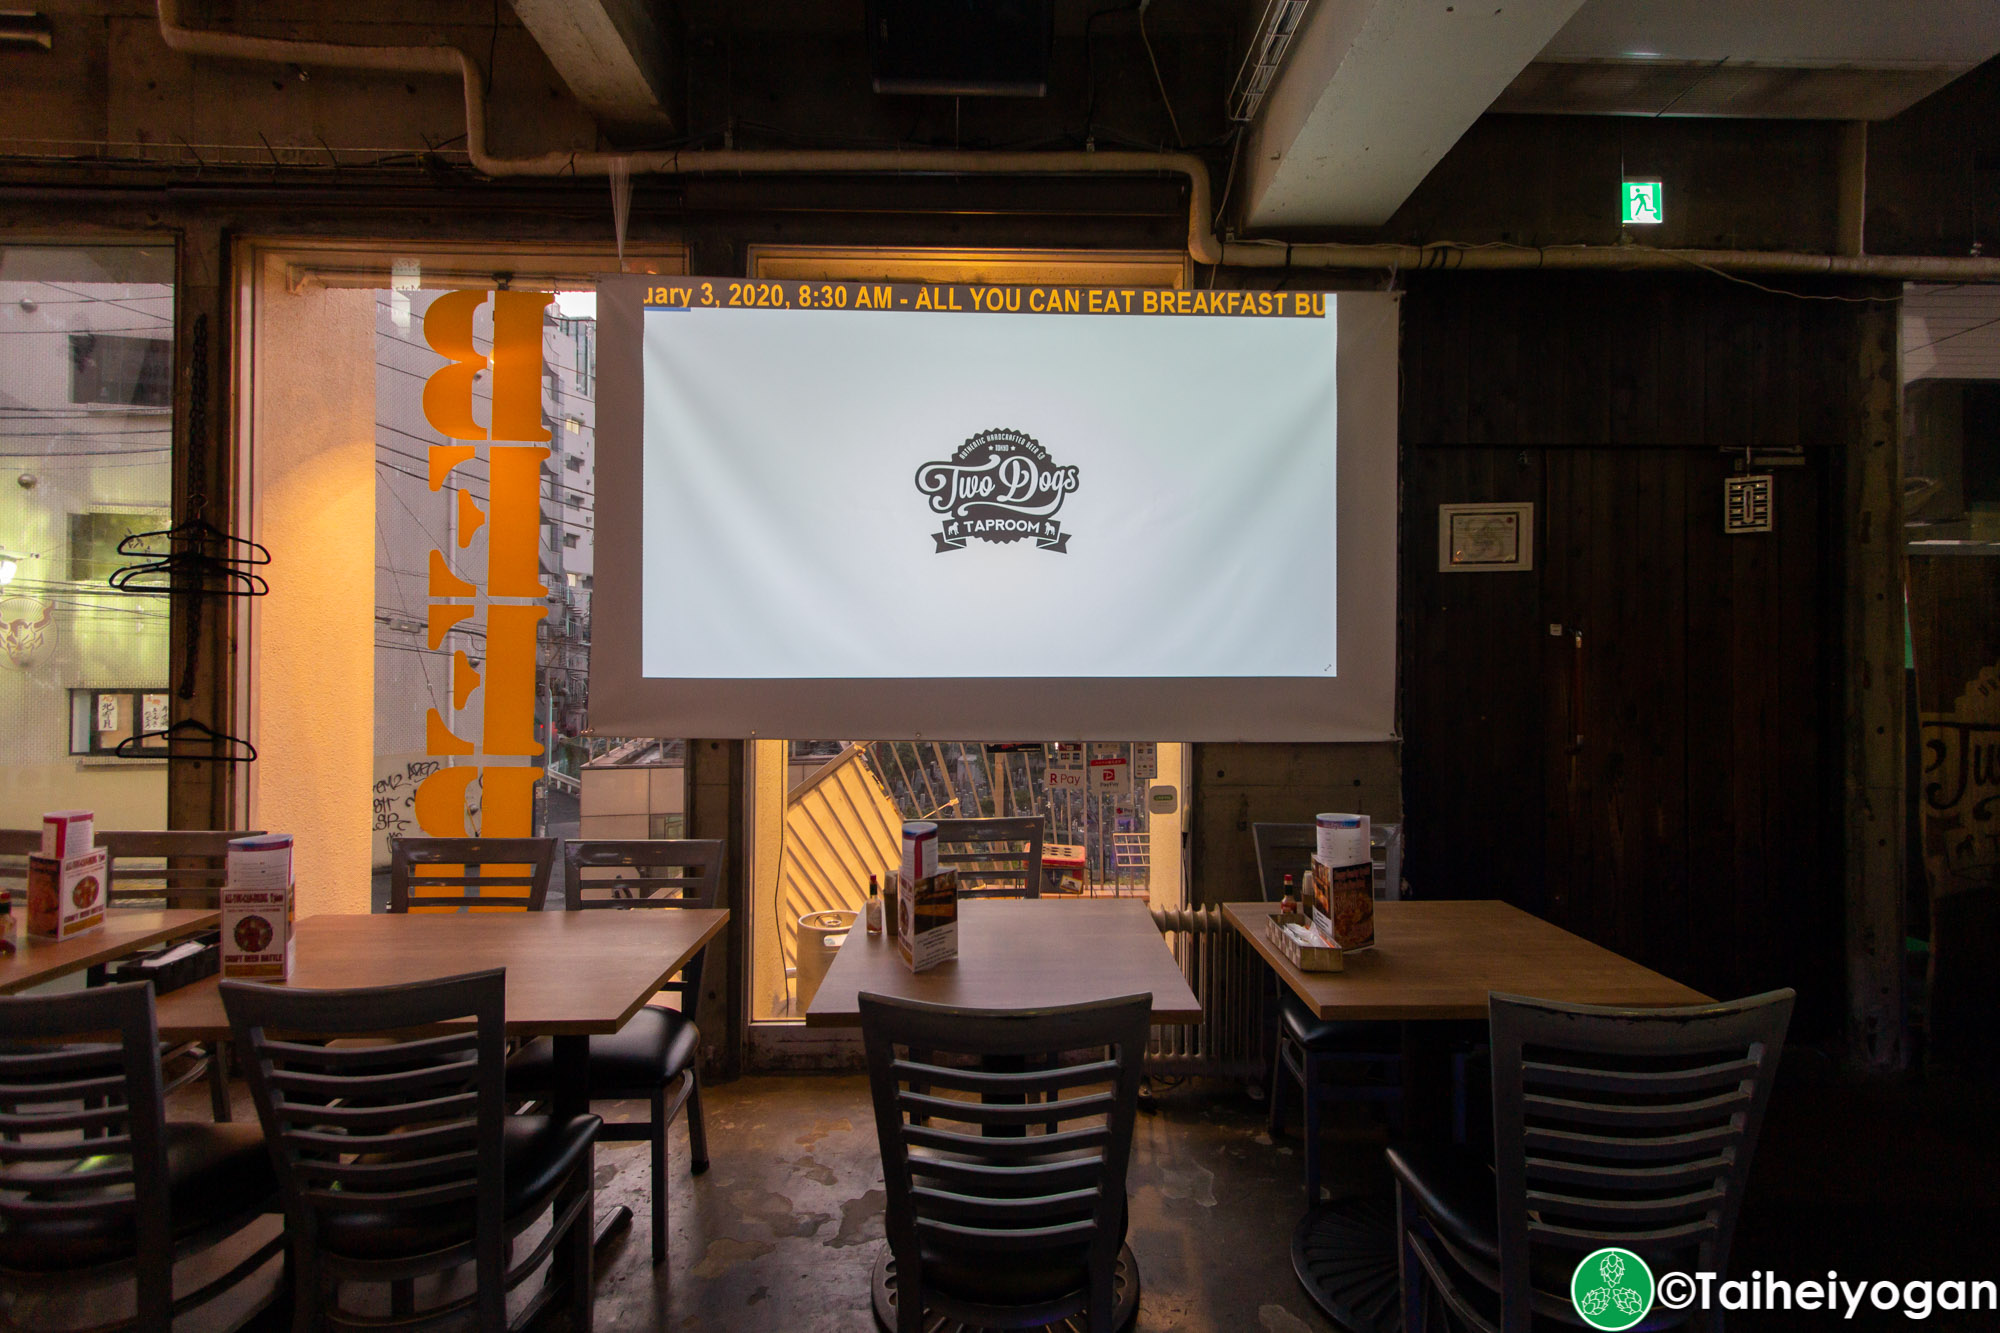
left=589, top=277, right=1399, bottom=742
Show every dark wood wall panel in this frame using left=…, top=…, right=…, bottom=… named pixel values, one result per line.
left=1400, top=273, right=1845, bottom=1036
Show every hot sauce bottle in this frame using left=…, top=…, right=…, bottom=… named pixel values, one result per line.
left=865, top=874, right=883, bottom=934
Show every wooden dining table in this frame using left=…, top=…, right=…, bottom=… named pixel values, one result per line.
left=1225, top=898, right=1710, bottom=1333
left=0, top=909, right=219, bottom=994
left=154, top=908, right=729, bottom=1291
left=805, top=897, right=1201, bottom=1025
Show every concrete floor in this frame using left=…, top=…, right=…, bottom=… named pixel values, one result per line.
left=580, top=1073, right=1351, bottom=1333
left=98, top=1051, right=2000, bottom=1333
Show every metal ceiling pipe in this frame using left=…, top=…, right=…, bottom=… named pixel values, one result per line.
left=1214, top=239, right=2000, bottom=281
left=152, top=0, right=1224, bottom=264
left=155, top=0, right=2000, bottom=284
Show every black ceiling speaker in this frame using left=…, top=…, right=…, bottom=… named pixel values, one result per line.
left=867, top=0, right=1053, bottom=98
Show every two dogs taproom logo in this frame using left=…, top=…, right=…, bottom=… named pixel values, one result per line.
left=916, top=429, right=1080, bottom=553
left=413, top=290, right=550, bottom=841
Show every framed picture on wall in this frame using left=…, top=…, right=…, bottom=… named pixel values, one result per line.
left=1438, top=502, right=1534, bottom=572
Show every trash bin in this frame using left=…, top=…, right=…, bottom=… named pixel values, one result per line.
left=794, top=909, right=857, bottom=1013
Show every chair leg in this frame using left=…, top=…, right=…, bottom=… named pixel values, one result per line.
left=1302, top=1052, right=1324, bottom=1204
left=1396, top=1180, right=1425, bottom=1333
left=568, top=1146, right=596, bottom=1333
left=651, top=1086, right=669, bottom=1266
left=207, top=1042, right=232, bottom=1123
left=685, top=1065, right=710, bottom=1173
left=1268, top=1037, right=1290, bottom=1136
left=895, top=1253, right=926, bottom=1333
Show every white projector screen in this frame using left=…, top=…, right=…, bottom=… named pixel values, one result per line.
left=590, top=277, right=1398, bottom=741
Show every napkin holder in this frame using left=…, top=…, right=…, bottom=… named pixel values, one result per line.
left=1267, top=911, right=1343, bottom=972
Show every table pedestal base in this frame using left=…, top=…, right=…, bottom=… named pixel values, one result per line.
left=871, top=1242, right=1140, bottom=1332
left=1292, top=1197, right=1401, bottom=1333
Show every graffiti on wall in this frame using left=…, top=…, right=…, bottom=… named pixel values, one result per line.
left=1922, top=661, right=2000, bottom=894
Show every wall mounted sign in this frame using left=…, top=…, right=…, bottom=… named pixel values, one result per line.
left=1438, top=502, right=1534, bottom=572
left=413, top=289, right=553, bottom=843
left=1922, top=662, right=2000, bottom=894
left=1622, top=179, right=1664, bottom=226
left=1724, top=474, right=1774, bottom=534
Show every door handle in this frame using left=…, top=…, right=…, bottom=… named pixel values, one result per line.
left=1569, top=628, right=1585, bottom=753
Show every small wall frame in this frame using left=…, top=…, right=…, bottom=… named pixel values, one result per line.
left=1438, top=502, right=1534, bottom=572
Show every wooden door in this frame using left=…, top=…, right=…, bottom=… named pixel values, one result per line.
left=1404, top=446, right=1838, bottom=1026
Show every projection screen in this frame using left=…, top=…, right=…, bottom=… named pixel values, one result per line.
left=590, top=276, right=1398, bottom=741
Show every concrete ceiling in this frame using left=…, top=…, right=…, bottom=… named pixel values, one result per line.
left=1497, top=0, right=2000, bottom=118
left=1241, top=0, right=1590, bottom=230
left=510, top=0, right=676, bottom=136
left=1243, top=0, right=2000, bottom=229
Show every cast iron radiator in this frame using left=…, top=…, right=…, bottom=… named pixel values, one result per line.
left=1146, top=906, right=1268, bottom=1080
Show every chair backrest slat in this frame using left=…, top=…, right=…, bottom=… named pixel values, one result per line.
left=0, top=828, right=265, bottom=909
left=223, top=969, right=508, bottom=1281
left=861, top=990, right=1149, bottom=1313
left=1488, top=988, right=1794, bottom=1332
left=388, top=837, right=556, bottom=913
left=562, top=840, right=722, bottom=1002
left=930, top=817, right=1044, bottom=900
left=0, top=982, right=173, bottom=1311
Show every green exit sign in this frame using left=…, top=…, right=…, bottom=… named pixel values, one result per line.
left=1622, top=179, right=1664, bottom=225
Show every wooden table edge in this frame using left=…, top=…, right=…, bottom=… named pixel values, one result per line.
left=154, top=907, right=732, bottom=1044
left=0, top=910, right=221, bottom=996
left=1220, top=899, right=1712, bottom=1019
left=802, top=1001, right=1206, bottom=1029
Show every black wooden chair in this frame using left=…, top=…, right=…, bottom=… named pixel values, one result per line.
left=932, top=817, right=1045, bottom=899
left=387, top=835, right=556, bottom=912
left=0, top=981, right=281, bottom=1332
left=505, top=838, right=723, bottom=1266
left=1253, top=822, right=1403, bottom=1201
left=860, top=991, right=1151, bottom=1333
left=1389, top=988, right=1795, bottom=1333
left=222, top=968, right=600, bottom=1332
left=0, top=827, right=251, bottom=1123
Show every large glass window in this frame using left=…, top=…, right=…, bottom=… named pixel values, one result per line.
left=240, top=242, right=682, bottom=912
left=0, top=244, right=174, bottom=833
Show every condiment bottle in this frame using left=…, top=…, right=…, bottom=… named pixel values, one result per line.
left=0, top=889, right=15, bottom=955
left=1280, top=871, right=1297, bottom=915
left=865, top=874, right=883, bottom=934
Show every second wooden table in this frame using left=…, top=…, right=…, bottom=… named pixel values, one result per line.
left=805, top=897, right=1201, bottom=1025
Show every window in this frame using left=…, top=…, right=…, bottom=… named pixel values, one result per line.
left=565, top=455, right=583, bottom=472
left=68, top=510, right=166, bottom=584
left=69, top=333, right=171, bottom=408
left=1, top=243, right=173, bottom=832
left=69, top=688, right=171, bottom=756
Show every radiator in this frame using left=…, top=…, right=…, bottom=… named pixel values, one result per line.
left=1147, top=906, right=1268, bottom=1080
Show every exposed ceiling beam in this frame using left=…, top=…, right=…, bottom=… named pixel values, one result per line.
left=1241, top=0, right=1589, bottom=229
left=510, top=0, right=676, bottom=137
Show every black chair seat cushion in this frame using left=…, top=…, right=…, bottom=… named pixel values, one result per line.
left=318, top=1114, right=599, bottom=1261
left=0, top=1122, right=275, bottom=1274
left=507, top=1006, right=698, bottom=1092
left=1281, top=993, right=1402, bottom=1054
